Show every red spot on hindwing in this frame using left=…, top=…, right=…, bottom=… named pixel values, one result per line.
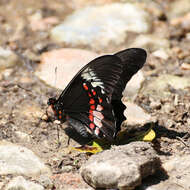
left=95, top=127, right=100, bottom=135
left=90, top=123, right=95, bottom=129
left=89, top=114, right=93, bottom=121
left=97, top=105, right=103, bottom=111
left=89, top=98, right=95, bottom=104
left=92, top=89, right=96, bottom=96
left=98, top=97, right=103, bottom=103
left=88, top=92, right=92, bottom=97
left=83, top=83, right=88, bottom=90
left=90, top=105, right=95, bottom=110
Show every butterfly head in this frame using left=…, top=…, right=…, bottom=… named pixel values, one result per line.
left=47, top=97, right=66, bottom=122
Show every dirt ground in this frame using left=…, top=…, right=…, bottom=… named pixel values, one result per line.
left=1, top=0, right=190, bottom=189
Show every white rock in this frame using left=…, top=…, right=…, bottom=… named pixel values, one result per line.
left=152, top=49, right=170, bottom=60
left=162, top=155, right=190, bottom=189
left=81, top=142, right=160, bottom=189
left=124, top=70, right=145, bottom=100
left=140, top=74, right=190, bottom=99
left=144, top=155, right=190, bottom=190
left=130, top=34, right=169, bottom=51
left=15, top=131, right=31, bottom=143
left=0, top=47, right=20, bottom=70
left=145, top=181, right=185, bottom=190
left=5, top=176, right=44, bottom=190
left=123, top=102, right=153, bottom=127
left=38, top=175, right=54, bottom=189
left=167, top=0, right=190, bottom=19
left=35, top=48, right=98, bottom=89
left=51, top=3, right=150, bottom=49
left=0, top=142, right=51, bottom=177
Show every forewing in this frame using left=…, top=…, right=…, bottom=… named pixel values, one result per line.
left=56, top=55, right=122, bottom=111
left=113, top=48, right=147, bottom=99
left=110, top=48, right=147, bottom=134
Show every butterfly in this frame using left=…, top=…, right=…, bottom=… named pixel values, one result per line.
left=47, top=48, right=147, bottom=144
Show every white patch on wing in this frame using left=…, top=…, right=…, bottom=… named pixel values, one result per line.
left=106, top=97, right=110, bottom=103
left=93, top=110, right=104, bottom=120
left=95, top=127, right=100, bottom=136
left=81, top=71, right=91, bottom=80
left=91, top=81, right=104, bottom=89
left=92, top=83, right=105, bottom=94
left=81, top=68, right=105, bottom=94
left=81, top=68, right=96, bottom=80
left=96, top=105, right=103, bottom=111
left=94, top=117, right=103, bottom=128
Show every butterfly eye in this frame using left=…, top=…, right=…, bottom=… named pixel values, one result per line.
left=48, top=97, right=56, bottom=105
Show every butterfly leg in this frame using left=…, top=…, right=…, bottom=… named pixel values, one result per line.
left=67, top=137, right=71, bottom=146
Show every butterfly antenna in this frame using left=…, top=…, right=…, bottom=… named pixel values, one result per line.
left=54, top=66, right=58, bottom=89
left=67, top=137, right=71, bottom=146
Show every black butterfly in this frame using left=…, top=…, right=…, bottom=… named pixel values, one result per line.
left=47, top=48, right=147, bottom=144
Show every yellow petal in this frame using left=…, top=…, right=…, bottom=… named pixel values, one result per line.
left=142, top=129, right=156, bottom=141
left=72, top=142, right=103, bottom=154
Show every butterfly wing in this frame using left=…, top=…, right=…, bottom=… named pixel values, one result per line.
left=51, top=48, right=147, bottom=141
left=54, top=55, right=123, bottom=141
left=56, top=55, right=122, bottom=108
left=111, top=48, right=147, bottom=133
left=66, top=85, right=117, bottom=141
left=113, top=48, right=147, bottom=99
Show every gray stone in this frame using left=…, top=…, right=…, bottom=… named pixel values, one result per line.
left=81, top=142, right=160, bottom=189
left=144, top=181, right=185, bottom=190
left=123, top=102, right=154, bottom=128
left=51, top=3, right=150, bottom=49
left=15, top=131, right=31, bottom=143
left=0, top=47, right=20, bottom=70
left=167, top=0, right=190, bottom=19
left=113, top=142, right=160, bottom=178
left=0, top=142, right=51, bottom=177
left=140, top=155, right=190, bottom=190
left=152, top=49, right=170, bottom=60
left=162, top=155, right=190, bottom=190
left=140, top=74, right=190, bottom=99
left=35, top=48, right=98, bottom=89
left=61, top=165, right=73, bottom=173
left=130, top=34, right=170, bottom=51
left=120, top=102, right=156, bottom=142
left=39, top=175, right=54, bottom=189
left=124, top=70, right=145, bottom=100
left=5, top=176, right=44, bottom=190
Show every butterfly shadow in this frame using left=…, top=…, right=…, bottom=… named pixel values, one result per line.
left=151, top=123, right=190, bottom=156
